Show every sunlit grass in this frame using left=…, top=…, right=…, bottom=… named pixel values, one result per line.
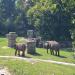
left=0, top=37, right=75, bottom=75
left=0, top=37, right=75, bottom=63
left=27, top=48, right=75, bottom=63
left=0, top=58, right=75, bottom=75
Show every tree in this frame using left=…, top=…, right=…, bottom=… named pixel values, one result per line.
left=0, top=0, right=16, bottom=35
left=0, top=0, right=75, bottom=41
left=27, top=0, right=73, bottom=40
left=0, top=0, right=30, bottom=36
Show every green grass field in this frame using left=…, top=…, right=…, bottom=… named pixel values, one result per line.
left=0, top=58, right=75, bottom=75
left=0, top=37, right=75, bottom=75
left=0, top=37, right=75, bottom=63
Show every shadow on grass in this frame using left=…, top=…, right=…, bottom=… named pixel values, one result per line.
left=58, top=55, right=67, bottom=58
left=18, top=52, right=42, bottom=58
left=31, top=52, right=42, bottom=56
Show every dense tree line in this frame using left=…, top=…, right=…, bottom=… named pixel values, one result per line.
left=0, top=0, right=75, bottom=41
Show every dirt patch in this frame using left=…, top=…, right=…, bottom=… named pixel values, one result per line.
left=0, top=67, right=11, bottom=75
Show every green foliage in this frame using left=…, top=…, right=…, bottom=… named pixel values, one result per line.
left=0, top=0, right=75, bottom=40
left=27, top=0, right=74, bottom=40
left=0, top=0, right=30, bottom=36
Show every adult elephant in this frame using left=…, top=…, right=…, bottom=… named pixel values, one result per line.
left=44, top=41, right=60, bottom=56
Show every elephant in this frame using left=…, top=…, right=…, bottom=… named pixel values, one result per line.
left=44, top=41, right=60, bottom=56
left=14, top=43, right=26, bottom=57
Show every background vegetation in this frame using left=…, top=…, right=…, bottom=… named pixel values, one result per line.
left=0, top=0, right=75, bottom=40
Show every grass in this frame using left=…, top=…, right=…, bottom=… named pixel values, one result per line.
left=0, top=37, right=75, bottom=64
left=27, top=48, right=75, bottom=63
left=0, top=37, right=8, bottom=46
left=0, top=37, right=75, bottom=75
left=0, top=58, right=75, bottom=75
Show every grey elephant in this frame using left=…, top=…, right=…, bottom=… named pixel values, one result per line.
left=44, top=41, right=60, bottom=56
left=14, top=43, right=26, bottom=57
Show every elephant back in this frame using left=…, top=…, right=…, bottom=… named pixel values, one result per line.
left=47, top=41, right=60, bottom=50
left=14, top=43, right=26, bottom=51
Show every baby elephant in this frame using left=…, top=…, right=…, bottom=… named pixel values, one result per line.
left=14, top=44, right=26, bottom=57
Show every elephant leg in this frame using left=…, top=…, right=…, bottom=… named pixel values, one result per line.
left=58, top=50, right=60, bottom=56
left=50, top=49, right=53, bottom=55
left=15, top=50, right=17, bottom=56
left=22, top=50, right=25, bottom=57
left=55, top=50, right=58, bottom=56
left=18, top=50, right=20, bottom=56
left=52, top=50, right=54, bottom=55
left=47, top=47, right=49, bottom=54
